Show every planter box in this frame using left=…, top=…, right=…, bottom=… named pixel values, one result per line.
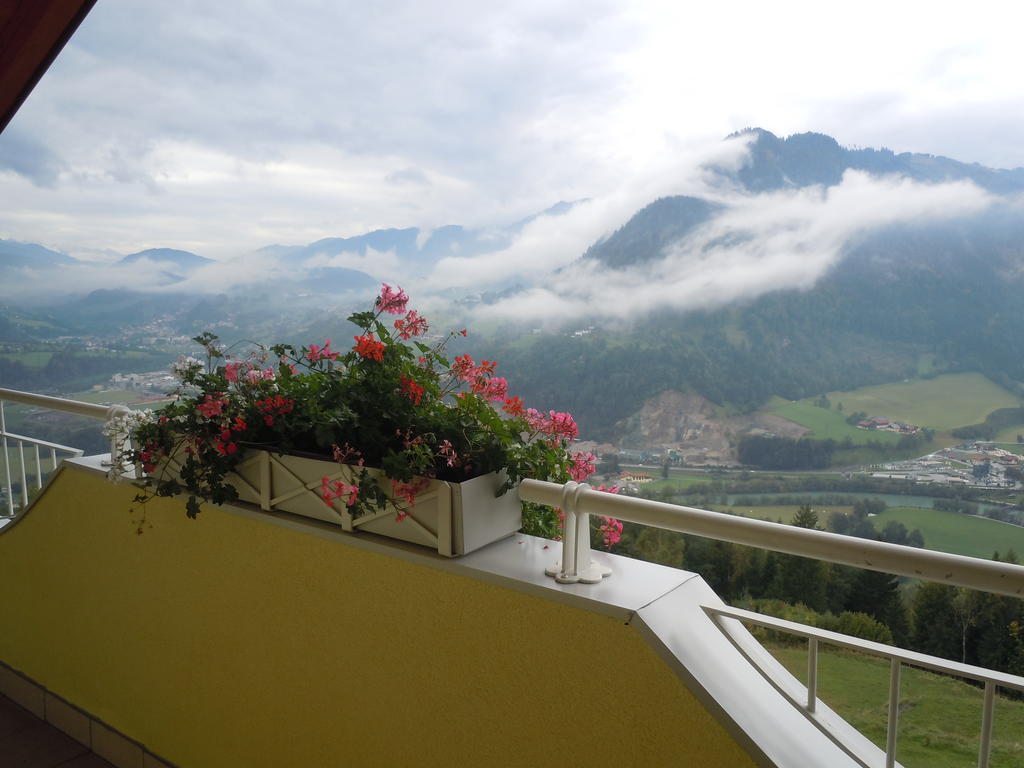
left=160, top=450, right=521, bottom=557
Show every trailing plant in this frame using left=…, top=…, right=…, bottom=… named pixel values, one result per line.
left=117, top=285, right=602, bottom=534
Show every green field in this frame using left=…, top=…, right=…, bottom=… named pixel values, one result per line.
left=768, top=644, right=1024, bottom=767
left=872, top=507, right=1024, bottom=560
left=712, top=504, right=855, bottom=524
left=69, top=389, right=145, bottom=405
left=992, top=426, right=1024, bottom=444
left=618, top=467, right=716, bottom=492
left=825, top=373, right=1020, bottom=432
left=767, top=398, right=902, bottom=444
left=0, top=350, right=53, bottom=367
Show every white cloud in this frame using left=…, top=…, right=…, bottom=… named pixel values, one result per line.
left=304, top=247, right=403, bottom=281
left=424, top=136, right=752, bottom=291
left=483, top=171, right=995, bottom=322
left=2, top=0, right=1023, bottom=262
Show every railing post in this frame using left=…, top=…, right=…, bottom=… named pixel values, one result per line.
left=33, top=444, right=42, bottom=490
left=1, top=400, right=12, bottom=516
left=104, top=404, right=131, bottom=470
left=807, top=638, right=818, bottom=713
left=543, top=482, right=611, bottom=584
left=978, top=680, right=995, bottom=768
left=886, top=659, right=901, bottom=768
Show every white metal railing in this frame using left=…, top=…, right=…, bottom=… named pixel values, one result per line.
left=0, top=387, right=130, bottom=517
left=704, top=604, right=1024, bottom=768
left=518, top=479, right=1024, bottom=598
left=518, top=478, right=1024, bottom=768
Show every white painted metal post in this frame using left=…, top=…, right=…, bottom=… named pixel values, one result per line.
left=0, top=400, right=12, bottom=516
left=807, top=638, right=818, bottom=713
left=18, top=440, right=28, bottom=507
left=104, top=404, right=130, bottom=469
left=978, top=681, right=995, bottom=768
left=885, top=659, right=901, bottom=768
left=33, top=444, right=41, bottom=490
left=544, top=482, right=612, bottom=584
left=545, top=481, right=580, bottom=582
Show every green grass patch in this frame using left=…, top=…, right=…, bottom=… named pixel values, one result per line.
left=711, top=504, right=854, bottom=524
left=619, top=466, right=713, bottom=492
left=916, top=352, right=937, bottom=377
left=872, top=507, right=1024, bottom=560
left=0, top=350, right=53, bottom=367
left=830, top=441, right=952, bottom=468
left=767, top=398, right=902, bottom=444
left=69, top=389, right=143, bottom=405
left=826, top=373, right=1019, bottom=431
left=767, top=643, right=1024, bottom=768
left=991, top=426, right=1024, bottom=445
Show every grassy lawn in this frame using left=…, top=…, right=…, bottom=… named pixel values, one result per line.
left=830, top=443, right=943, bottom=468
left=0, top=350, right=54, bottom=367
left=991, top=428, right=1024, bottom=446
left=872, top=507, right=1024, bottom=560
left=711, top=504, right=855, bottom=524
left=824, top=373, right=1019, bottom=431
left=69, top=389, right=143, bottom=404
left=767, top=643, right=1024, bottom=768
left=767, top=398, right=902, bottom=444
left=619, top=467, right=712, bottom=492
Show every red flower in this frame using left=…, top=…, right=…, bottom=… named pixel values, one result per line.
left=390, top=477, right=431, bottom=518
left=502, top=396, right=525, bottom=417
left=399, top=374, right=425, bottom=405
left=307, top=339, right=340, bottom=363
left=255, top=395, right=294, bottom=426
left=394, top=310, right=428, bottom=340
left=196, top=393, right=227, bottom=419
left=354, top=334, right=386, bottom=361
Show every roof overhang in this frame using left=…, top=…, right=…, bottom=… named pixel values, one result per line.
left=0, top=0, right=98, bottom=134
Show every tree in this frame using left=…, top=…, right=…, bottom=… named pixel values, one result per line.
left=845, top=569, right=910, bottom=644
left=911, top=582, right=960, bottom=660
left=952, top=588, right=983, bottom=663
left=768, top=507, right=828, bottom=611
left=880, top=520, right=909, bottom=546
left=792, top=503, right=820, bottom=529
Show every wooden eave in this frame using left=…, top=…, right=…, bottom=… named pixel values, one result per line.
left=0, top=0, right=98, bottom=134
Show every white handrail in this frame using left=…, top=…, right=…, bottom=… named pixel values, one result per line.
left=704, top=604, right=1024, bottom=692
left=0, top=387, right=125, bottom=420
left=520, top=478, right=1024, bottom=768
left=518, top=479, right=1024, bottom=599
left=704, top=604, right=1024, bottom=768
left=0, top=388, right=130, bottom=517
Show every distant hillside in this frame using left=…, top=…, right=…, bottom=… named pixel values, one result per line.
left=0, top=240, right=78, bottom=269
left=583, top=196, right=721, bottom=268
left=488, top=129, right=1024, bottom=439
left=117, top=248, right=212, bottom=269
left=723, top=128, right=1024, bottom=194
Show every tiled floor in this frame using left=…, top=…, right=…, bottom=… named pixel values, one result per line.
left=0, top=693, right=114, bottom=767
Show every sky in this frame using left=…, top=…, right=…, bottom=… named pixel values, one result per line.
left=1, top=0, right=1023, bottom=315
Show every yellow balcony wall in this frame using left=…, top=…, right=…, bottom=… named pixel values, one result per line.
left=0, top=462, right=758, bottom=767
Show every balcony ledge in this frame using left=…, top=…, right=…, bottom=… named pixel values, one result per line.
left=1, top=456, right=883, bottom=767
